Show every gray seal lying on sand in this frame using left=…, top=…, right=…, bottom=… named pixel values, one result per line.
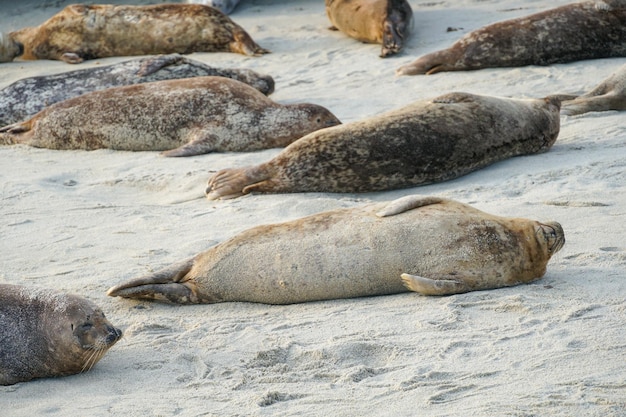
left=205, top=92, right=560, bottom=199
left=326, top=0, right=413, bottom=57
left=9, top=3, right=268, bottom=64
left=107, top=195, right=565, bottom=304
left=0, top=76, right=340, bottom=157
left=397, top=0, right=626, bottom=75
left=0, top=53, right=274, bottom=126
left=0, top=284, right=122, bottom=385
left=558, top=63, right=626, bottom=115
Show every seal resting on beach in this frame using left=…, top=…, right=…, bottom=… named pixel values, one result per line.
left=107, top=195, right=565, bottom=304
left=396, top=0, right=626, bottom=75
left=0, top=76, right=340, bottom=157
left=0, top=54, right=274, bottom=126
left=9, top=3, right=269, bottom=64
left=0, top=32, right=22, bottom=63
left=558, top=63, right=626, bottom=115
left=326, top=0, right=413, bottom=57
left=0, top=284, right=122, bottom=385
left=205, top=92, right=560, bottom=199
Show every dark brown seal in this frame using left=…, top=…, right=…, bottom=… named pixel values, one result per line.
left=0, top=284, right=122, bottom=385
left=0, top=53, right=274, bottom=126
left=9, top=3, right=268, bottom=64
left=0, top=76, right=340, bottom=157
left=558, top=63, right=626, bottom=115
left=107, top=195, right=565, bottom=304
left=397, top=0, right=626, bottom=75
left=205, top=92, right=560, bottom=200
left=326, top=0, right=413, bottom=57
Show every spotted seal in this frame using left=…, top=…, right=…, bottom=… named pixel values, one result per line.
left=559, top=63, right=626, bottom=115
left=326, top=0, right=413, bottom=57
left=0, top=76, right=340, bottom=157
left=397, top=0, right=626, bottom=75
left=205, top=92, right=560, bottom=199
left=0, top=284, right=122, bottom=385
left=107, top=195, right=565, bottom=304
left=9, top=3, right=268, bottom=64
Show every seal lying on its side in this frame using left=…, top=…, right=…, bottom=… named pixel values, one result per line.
left=0, top=32, right=22, bottom=63
left=326, top=0, right=413, bottom=57
left=0, top=54, right=275, bottom=126
left=0, top=76, right=340, bottom=157
left=205, top=92, right=560, bottom=199
left=558, top=63, right=626, bottom=116
left=107, top=195, right=565, bottom=305
left=0, top=284, right=122, bottom=385
left=397, top=0, right=626, bottom=75
left=9, top=3, right=268, bottom=64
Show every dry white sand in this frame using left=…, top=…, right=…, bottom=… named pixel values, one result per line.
left=1, top=0, right=625, bottom=415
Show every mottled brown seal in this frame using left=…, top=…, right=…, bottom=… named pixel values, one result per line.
left=559, top=63, right=626, bottom=115
left=0, top=284, right=122, bottom=385
left=0, top=32, right=22, bottom=63
left=9, top=3, right=268, bottom=64
left=397, top=0, right=626, bottom=75
left=107, top=195, right=565, bottom=304
left=0, top=53, right=274, bottom=127
left=0, top=76, right=340, bottom=157
left=326, top=0, right=413, bottom=57
left=205, top=92, right=560, bottom=199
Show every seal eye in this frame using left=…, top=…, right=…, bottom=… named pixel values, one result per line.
left=316, top=118, right=321, bottom=123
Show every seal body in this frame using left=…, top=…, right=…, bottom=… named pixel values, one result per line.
left=0, top=284, right=122, bottom=385
left=326, top=0, right=413, bottom=57
left=0, top=54, right=274, bottom=126
left=107, top=196, right=565, bottom=305
left=560, top=63, right=626, bottom=115
left=0, top=76, right=340, bottom=157
left=205, top=92, right=560, bottom=199
left=0, top=32, right=22, bottom=63
left=10, top=3, right=268, bottom=64
left=397, top=0, right=626, bottom=75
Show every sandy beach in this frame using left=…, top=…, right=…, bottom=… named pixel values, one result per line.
left=1, top=0, right=625, bottom=415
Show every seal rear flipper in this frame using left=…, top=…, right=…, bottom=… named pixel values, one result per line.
left=376, top=195, right=445, bottom=217
left=561, top=94, right=624, bottom=116
left=161, top=133, right=219, bottom=157
left=136, top=54, right=185, bottom=77
left=401, top=273, right=471, bottom=296
left=230, top=28, right=270, bottom=56
left=395, top=49, right=454, bottom=75
left=205, top=166, right=269, bottom=200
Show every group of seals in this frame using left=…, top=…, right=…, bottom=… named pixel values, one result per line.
left=0, top=54, right=274, bottom=126
left=0, top=76, right=340, bottom=157
left=0, top=284, right=122, bottom=385
left=559, top=63, right=626, bottom=116
left=326, top=0, right=413, bottom=57
left=397, top=0, right=626, bottom=75
left=9, top=3, right=268, bottom=64
left=205, top=92, right=561, bottom=199
left=107, top=195, right=565, bottom=304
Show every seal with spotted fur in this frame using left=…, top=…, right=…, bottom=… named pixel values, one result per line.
left=9, top=3, right=268, bottom=64
left=107, top=195, right=565, bottom=304
left=205, top=92, right=560, bottom=199
left=558, top=63, right=626, bottom=115
left=326, top=0, right=413, bottom=57
left=0, top=284, right=122, bottom=385
left=397, top=0, right=626, bottom=75
left=0, top=76, right=340, bottom=157
left=0, top=54, right=274, bottom=126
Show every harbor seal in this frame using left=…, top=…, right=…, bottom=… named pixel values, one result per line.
left=9, top=3, right=269, bottom=64
left=0, top=76, right=340, bottom=157
left=205, top=92, right=560, bottom=199
left=396, top=0, right=626, bottom=75
left=0, top=32, right=22, bottom=63
left=107, top=195, right=565, bottom=304
left=559, top=63, right=626, bottom=115
left=0, top=53, right=274, bottom=126
left=326, top=0, right=413, bottom=57
left=0, top=284, right=122, bottom=385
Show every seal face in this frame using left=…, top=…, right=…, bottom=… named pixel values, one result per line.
left=397, top=0, right=626, bottom=75
left=559, top=63, right=626, bottom=115
left=205, top=92, right=560, bottom=200
left=10, top=4, right=269, bottom=64
left=0, top=32, right=23, bottom=63
left=0, top=284, right=122, bottom=385
left=0, top=76, right=340, bottom=157
left=0, top=54, right=274, bottom=126
left=107, top=195, right=565, bottom=305
left=325, top=0, right=413, bottom=57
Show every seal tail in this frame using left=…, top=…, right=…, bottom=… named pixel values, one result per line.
left=205, top=165, right=271, bottom=200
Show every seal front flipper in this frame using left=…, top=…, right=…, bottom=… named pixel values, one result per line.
left=60, top=52, right=84, bottom=64
left=401, top=273, right=471, bottom=296
left=136, top=53, right=185, bottom=77
left=205, top=165, right=270, bottom=200
left=161, top=132, right=220, bottom=157
left=376, top=195, right=445, bottom=217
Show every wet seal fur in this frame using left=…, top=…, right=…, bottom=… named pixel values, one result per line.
left=107, top=195, right=565, bottom=305
left=0, top=284, right=122, bottom=385
left=0, top=76, right=340, bottom=157
left=0, top=53, right=274, bottom=126
left=9, top=3, right=269, bottom=64
left=0, top=32, right=23, bottom=63
left=397, top=0, right=626, bottom=75
left=326, top=0, right=413, bottom=57
left=205, top=92, right=560, bottom=199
